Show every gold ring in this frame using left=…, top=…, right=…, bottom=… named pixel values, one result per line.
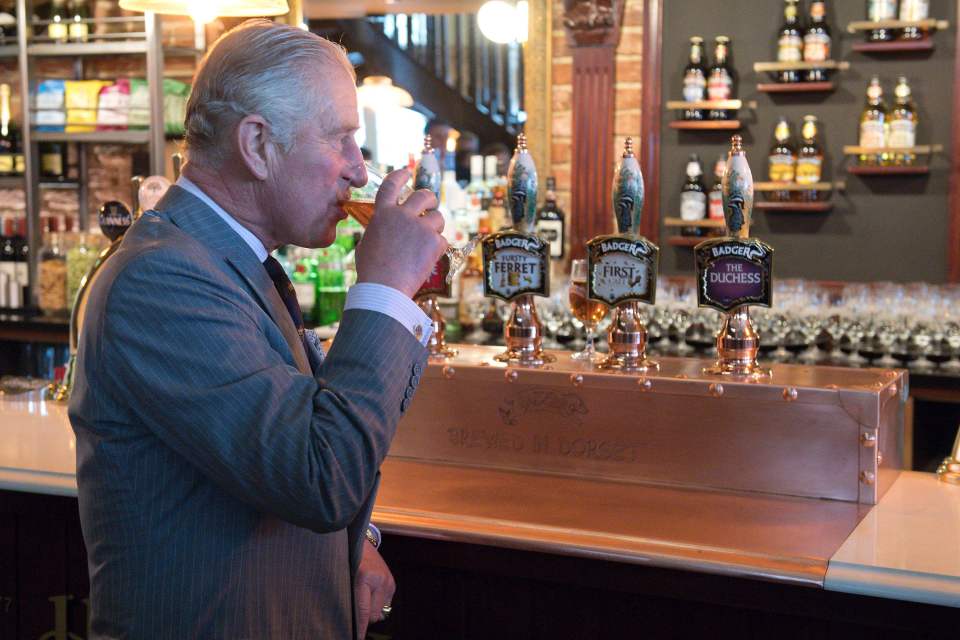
left=381, top=603, right=393, bottom=618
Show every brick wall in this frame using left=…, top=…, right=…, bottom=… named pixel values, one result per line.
left=550, top=0, right=644, bottom=252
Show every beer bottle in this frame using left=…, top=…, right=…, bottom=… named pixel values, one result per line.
left=682, top=36, right=708, bottom=120
left=680, top=154, right=708, bottom=237
left=899, top=0, right=929, bottom=41
left=768, top=117, right=797, bottom=202
left=707, top=36, right=734, bottom=120
left=867, top=0, right=897, bottom=42
left=889, top=76, right=917, bottom=166
left=804, top=1, right=832, bottom=82
left=535, top=176, right=566, bottom=260
left=797, top=116, right=824, bottom=202
left=707, top=155, right=726, bottom=227
left=859, top=76, right=888, bottom=166
left=777, top=0, right=804, bottom=83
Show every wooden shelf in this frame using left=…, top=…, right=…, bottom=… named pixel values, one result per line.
left=755, top=201, right=833, bottom=213
left=852, top=39, right=935, bottom=53
left=0, top=44, right=18, bottom=59
left=757, top=81, right=835, bottom=93
left=28, top=41, right=149, bottom=56
left=32, top=130, right=151, bottom=144
left=843, top=144, right=941, bottom=156
left=847, top=18, right=949, bottom=33
left=663, top=217, right=726, bottom=229
left=0, top=176, right=24, bottom=188
left=667, top=236, right=707, bottom=247
left=665, top=99, right=754, bottom=110
left=669, top=120, right=741, bottom=131
left=847, top=165, right=930, bottom=176
left=754, top=181, right=841, bottom=193
left=753, top=60, right=850, bottom=72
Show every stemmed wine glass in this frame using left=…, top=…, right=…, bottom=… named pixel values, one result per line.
left=568, top=259, right=608, bottom=362
left=345, top=163, right=484, bottom=283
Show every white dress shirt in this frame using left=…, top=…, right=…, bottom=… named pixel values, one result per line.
left=176, top=177, right=433, bottom=346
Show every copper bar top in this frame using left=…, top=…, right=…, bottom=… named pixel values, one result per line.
left=373, top=458, right=870, bottom=588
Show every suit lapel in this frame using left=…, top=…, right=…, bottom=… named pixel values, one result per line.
left=154, top=186, right=312, bottom=375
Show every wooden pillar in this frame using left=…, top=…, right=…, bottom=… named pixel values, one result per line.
left=563, top=1, right=624, bottom=260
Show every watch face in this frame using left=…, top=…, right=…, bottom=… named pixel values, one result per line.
left=482, top=231, right=550, bottom=301
left=586, top=234, right=659, bottom=306
left=695, top=238, right=774, bottom=312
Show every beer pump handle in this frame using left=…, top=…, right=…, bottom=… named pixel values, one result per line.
left=612, top=137, right=644, bottom=239
left=506, top=132, right=538, bottom=234
left=721, top=135, right=754, bottom=240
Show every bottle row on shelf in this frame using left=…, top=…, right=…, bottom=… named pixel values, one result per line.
left=673, top=0, right=948, bottom=120
left=0, top=1, right=145, bottom=46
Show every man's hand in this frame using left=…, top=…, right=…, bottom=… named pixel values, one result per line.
left=354, top=540, right=396, bottom=638
left=355, top=168, right=448, bottom=298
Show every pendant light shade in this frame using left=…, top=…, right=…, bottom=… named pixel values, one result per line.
left=118, top=0, right=290, bottom=17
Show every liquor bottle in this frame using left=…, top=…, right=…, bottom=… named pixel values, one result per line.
left=707, top=36, right=734, bottom=120
left=804, top=1, right=832, bottom=82
left=487, top=184, right=508, bottom=232
left=899, top=0, right=929, bottom=40
left=12, top=215, right=28, bottom=306
left=47, top=0, right=69, bottom=43
left=859, top=75, right=888, bottom=166
left=867, top=0, right=897, bottom=42
left=0, top=214, right=15, bottom=308
left=68, top=0, right=89, bottom=43
left=290, top=248, right=317, bottom=323
left=707, top=154, right=726, bottom=224
left=680, top=154, right=707, bottom=237
left=889, top=76, right=917, bottom=165
left=0, top=83, right=16, bottom=177
left=457, top=249, right=484, bottom=338
left=777, top=0, right=804, bottom=83
left=535, top=176, right=566, bottom=259
left=796, top=115, right=824, bottom=201
left=465, top=154, right=487, bottom=236
left=682, top=36, right=707, bottom=120
left=40, top=141, right=67, bottom=181
left=768, top=116, right=797, bottom=202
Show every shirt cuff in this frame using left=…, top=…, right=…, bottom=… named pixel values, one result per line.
left=344, top=282, right=433, bottom=347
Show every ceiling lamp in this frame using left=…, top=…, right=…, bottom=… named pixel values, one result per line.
left=118, top=1, right=290, bottom=18
left=357, top=76, right=414, bottom=110
left=478, top=0, right=528, bottom=44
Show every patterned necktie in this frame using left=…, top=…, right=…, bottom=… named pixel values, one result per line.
left=262, top=255, right=312, bottom=360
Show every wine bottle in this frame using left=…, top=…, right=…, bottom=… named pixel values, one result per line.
left=680, top=154, right=707, bottom=237
left=777, top=0, right=803, bottom=83
left=682, top=36, right=707, bottom=120
left=804, top=1, right=832, bottom=82
left=707, top=36, right=734, bottom=120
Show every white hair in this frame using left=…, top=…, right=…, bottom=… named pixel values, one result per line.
left=184, top=19, right=355, bottom=167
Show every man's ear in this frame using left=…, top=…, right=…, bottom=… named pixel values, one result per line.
left=234, top=114, right=273, bottom=180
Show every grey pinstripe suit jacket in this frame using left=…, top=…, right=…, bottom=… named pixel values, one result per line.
left=68, top=186, right=427, bottom=639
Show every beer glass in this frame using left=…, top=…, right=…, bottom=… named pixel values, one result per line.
left=346, top=163, right=483, bottom=283
left=568, top=259, right=608, bottom=361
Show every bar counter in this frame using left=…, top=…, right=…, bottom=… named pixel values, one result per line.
left=1, top=367, right=957, bottom=610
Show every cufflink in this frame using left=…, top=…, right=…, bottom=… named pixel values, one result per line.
left=414, top=324, right=424, bottom=341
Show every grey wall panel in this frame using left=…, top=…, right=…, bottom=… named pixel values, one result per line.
left=657, top=0, right=955, bottom=282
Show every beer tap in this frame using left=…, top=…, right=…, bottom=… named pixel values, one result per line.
left=482, top=133, right=554, bottom=366
left=695, top=135, right=774, bottom=378
left=589, top=138, right=660, bottom=372
left=413, top=135, right=456, bottom=358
